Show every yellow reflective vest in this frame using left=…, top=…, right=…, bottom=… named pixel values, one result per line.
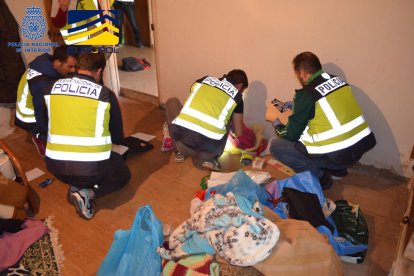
left=173, top=76, right=242, bottom=140
left=299, top=72, right=372, bottom=154
left=44, top=74, right=112, bottom=162
left=16, top=70, right=36, bottom=123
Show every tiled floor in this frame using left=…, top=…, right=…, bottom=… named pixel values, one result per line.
left=1, top=97, right=409, bottom=275
left=116, top=45, right=158, bottom=97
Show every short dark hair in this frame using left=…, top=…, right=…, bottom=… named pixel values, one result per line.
left=292, top=52, right=322, bottom=74
left=78, top=52, right=106, bottom=72
left=225, top=69, right=248, bottom=89
left=52, top=45, right=78, bottom=62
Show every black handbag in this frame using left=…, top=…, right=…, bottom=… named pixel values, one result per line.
left=121, top=57, right=151, bottom=72
left=282, top=187, right=334, bottom=233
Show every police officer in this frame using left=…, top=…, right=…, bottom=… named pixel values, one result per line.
left=15, top=46, right=78, bottom=156
left=165, top=69, right=249, bottom=172
left=269, top=52, right=376, bottom=189
left=44, top=52, right=130, bottom=220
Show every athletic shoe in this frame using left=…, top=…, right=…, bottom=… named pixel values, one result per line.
left=173, top=152, right=186, bottom=163
left=202, top=159, right=221, bottom=172
left=31, top=136, right=46, bottom=157
left=161, top=136, right=173, bottom=152
left=68, top=187, right=95, bottom=220
left=240, top=152, right=253, bottom=165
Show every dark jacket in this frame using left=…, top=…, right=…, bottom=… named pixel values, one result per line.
left=0, top=0, right=25, bottom=104
left=27, top=53, right=62, bottom=140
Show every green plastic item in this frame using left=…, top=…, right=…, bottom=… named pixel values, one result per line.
left=331, top=200, right=369, bottom=245
left=200, top=175, right=210, bottom=190
left=275, top=124, right=287, bottom=137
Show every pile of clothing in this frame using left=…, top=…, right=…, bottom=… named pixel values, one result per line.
left=201, top=170, right=369, bottom=264
left=99, top=169, right=365, bottom=275
left=261, top=171, right=369, bottom=263
left=98, top=173, right=281, bottom=276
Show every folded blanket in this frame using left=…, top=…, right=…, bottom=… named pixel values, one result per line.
left=159, top=192, right=280, bottom=267
left=162, top=254, right=218, bottom=276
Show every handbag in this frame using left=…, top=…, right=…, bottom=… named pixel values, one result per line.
left=121, top=57, right=151, bottom=72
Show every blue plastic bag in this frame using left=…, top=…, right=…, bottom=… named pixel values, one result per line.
left=317, top=217, right=368, bottom=256
left=98, top=205, right=164, bottom=276
left=205, top=170, right=269, bottom=210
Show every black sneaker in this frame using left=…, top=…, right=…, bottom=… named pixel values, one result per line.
left=202, top=158, right=221, bottom=172
left=173, top=152, right=186, bottom=163
left=68, top=187, right=95, bottom=220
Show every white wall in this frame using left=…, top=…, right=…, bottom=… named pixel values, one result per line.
left=5, top=0, right=413, bottom=177
left=153, top=0, right=414, bottom=177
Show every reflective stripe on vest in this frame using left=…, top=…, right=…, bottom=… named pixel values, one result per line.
left=302, top=127, right=372, bottom=154
left=16, top=71, right=36, bottom=123
left=16, top=82, right=36, bottom=123
left=299, top=85, right=371, bottom=154
left=173, top=78, right=238, bottom=140
left=300, top=114, right=367, bottom=143
left=45, top=149, right=110, bottom=161
left=44, top=79, right=111, bottom=161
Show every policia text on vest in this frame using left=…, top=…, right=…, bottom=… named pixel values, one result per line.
left=51, top=78, right=102, bottom=100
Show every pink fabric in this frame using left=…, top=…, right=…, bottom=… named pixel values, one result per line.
left=0, top=218, right=48, bottom=271
left=229, top=124, right=256, bottom=149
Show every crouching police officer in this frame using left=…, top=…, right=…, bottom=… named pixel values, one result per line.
left=44, top=52, right=131, bottom=220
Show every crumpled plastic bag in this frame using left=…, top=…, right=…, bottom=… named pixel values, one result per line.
left=264, top=171, right=326, bottom=219
left=207, top=170, right=271, bottom=188
left=98, top=205, right=164, bottom=276
left=205, top=170, right=269, bottom=210
left=331, top=200, right=369, bottom=245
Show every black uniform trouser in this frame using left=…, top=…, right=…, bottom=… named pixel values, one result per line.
left=54, top=152, right=131, bottom=197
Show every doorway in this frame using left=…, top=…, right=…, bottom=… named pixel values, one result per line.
left=116, top=0, right=158, bottom=101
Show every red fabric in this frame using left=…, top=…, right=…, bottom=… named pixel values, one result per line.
left=228, top=124, right=256, bottom=149
left=256, top=139, right=268, bottom=156
left=172, top=261, right=211, bottom=275
left=51, top=8, right=68, bottom=28
left=195, top=190, right=206, bottom=201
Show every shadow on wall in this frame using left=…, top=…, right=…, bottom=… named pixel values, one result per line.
left=324, top=63, right=402, bottom=175
left=243, top=81, right=275, bottom=139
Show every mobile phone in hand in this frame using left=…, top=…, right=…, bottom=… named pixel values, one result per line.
left=271, top=98, right=285, bottom=112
